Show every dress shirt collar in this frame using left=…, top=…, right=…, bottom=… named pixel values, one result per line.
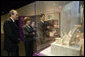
left=10, top=17, right=15, bottom=22
left=41, top=20, right=44, bottom=23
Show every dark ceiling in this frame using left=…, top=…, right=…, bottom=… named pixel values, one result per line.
left=1, top=0, right=84, bottom=15
left=1, top=0, right=35, bottom=15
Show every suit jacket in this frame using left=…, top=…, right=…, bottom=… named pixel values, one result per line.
left=3, top=18, right=19, bottom=51
left=23, top=25, right=35, bottom=40
left=38, top=21, right=48, bottom=32
left=38, top=21, right=49, bottom=37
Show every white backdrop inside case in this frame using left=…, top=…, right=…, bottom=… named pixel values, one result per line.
left=60, top=1, right=80, bottom=37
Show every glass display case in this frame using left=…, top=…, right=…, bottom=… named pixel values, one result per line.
left=36, top=1, right=84, bottom=56
left=35, top=1, right=82, bottom=52
left=36, top=5, right=61, bottom=51
left=50, top=1, right=84, bottom=56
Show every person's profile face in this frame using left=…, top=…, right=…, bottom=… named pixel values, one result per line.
left=27, top=20, right=31, bottom=25
left=41, top=15, right=45, bottom=21
left=13, top=11, right=18, bottom=20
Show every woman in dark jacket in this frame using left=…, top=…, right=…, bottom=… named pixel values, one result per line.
left=23, top=17, right=35, bottom=56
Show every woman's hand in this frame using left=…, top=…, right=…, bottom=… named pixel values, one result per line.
left=47, top=26, right=50, bottom=29
left=32, top=32, right=35, bottom=35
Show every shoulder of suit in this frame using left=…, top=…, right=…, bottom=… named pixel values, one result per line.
left=4, top=19, right=10, bottom=23
left=40, top=21, right=43, bottom=23
left=22, top=25, right=26, bottom=28
left=5, top=18, right=11, bottom=22
left=23, top=25, right=28, bottom=29
left=4, top=18, right=12, bottom=25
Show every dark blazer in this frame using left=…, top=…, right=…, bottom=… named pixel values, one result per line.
left=38, top=21, right=48, bottom=37
left=38, top=21, right=48, bottom=32
left=23, top=25, right=35, bottom=39
left=3, top=18, right=19, bottom=51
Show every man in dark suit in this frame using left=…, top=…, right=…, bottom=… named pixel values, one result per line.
left=3, top=9, right=20, bottom=56
left=38, top=14, right=50, bottom=44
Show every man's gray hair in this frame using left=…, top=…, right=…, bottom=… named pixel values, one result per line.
left=9, top=9, right=16, bottom=16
